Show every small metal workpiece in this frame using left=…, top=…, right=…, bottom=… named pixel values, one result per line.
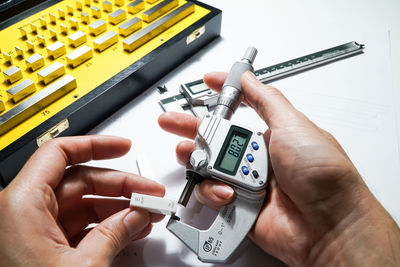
left=81, top=12, right=90, bottom=24
left=0, top=75, right=77, bottom=135
left=127, top=0, right=144, bottom=14
left=66, top=45, right=93, bottom=68
left=123, top=2, right=194, bottom=52
left=119, top=17, right=142, bottom=37
left=93, top=31, right=118, bottom=51
left=37, top=61, right=65, bottom=84
left=91, top=6, right=101, bottom=19
left=157, top=85, right=168, bottom=94
left=59, top=23, right=68, bottom=35
left=49, top=13, right=57, bottom=24
left=7, top=79, right=36, bottom=103
left=142, top=0, right=178, bottom=22
left=68, top=31, right=87, bottom=47
left=46, top=41, right=66, bottom=59
left=108, top=9, right=126, bottom=25
left=89, top=19, right=107, bottom=36
left=69, top=18, right=79, bottom=30
left=15, top=46, right=24, bottom=58
left=102, top=1, right=112, bottom=13
left=76, top=0, right=83, bottom=10
left=39, top=17, right=47, bottom=29
left=3, top=52, right=12, bottom=64
left=3, top=66, right=22, bottom=84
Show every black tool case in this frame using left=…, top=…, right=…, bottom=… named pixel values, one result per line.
left=0, top=0, right=222, bottom=186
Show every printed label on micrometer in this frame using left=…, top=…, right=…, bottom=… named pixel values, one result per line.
left=158, top=41, right=364, bottom=117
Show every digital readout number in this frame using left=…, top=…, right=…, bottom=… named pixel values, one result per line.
left=228, top=136, right=244, bottom=157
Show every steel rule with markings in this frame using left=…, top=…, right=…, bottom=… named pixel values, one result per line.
left=167, top=47, right=268, bottom=263
left=159, top=41, right=365, bottom=117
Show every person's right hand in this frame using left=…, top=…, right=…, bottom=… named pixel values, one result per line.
left=159, top=71, right=400, bottom=266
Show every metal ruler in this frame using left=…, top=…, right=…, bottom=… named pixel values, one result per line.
left=159, top=41, right=365, bottom=118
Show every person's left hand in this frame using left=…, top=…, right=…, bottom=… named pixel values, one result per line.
left=0, top=135, right=165, bottom=267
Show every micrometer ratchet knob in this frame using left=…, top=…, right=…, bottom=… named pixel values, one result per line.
left=213, top=47, right=257, bottom=120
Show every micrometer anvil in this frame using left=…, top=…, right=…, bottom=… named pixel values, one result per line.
left=167, top=47, right=268, bottom=263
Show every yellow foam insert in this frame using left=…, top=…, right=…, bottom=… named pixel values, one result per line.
left=0, top=0, right=209, bottom=150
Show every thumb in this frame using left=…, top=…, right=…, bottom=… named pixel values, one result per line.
left=77, top=208, right=150, bottom=264
left=241, top=71, right=300, bottom=129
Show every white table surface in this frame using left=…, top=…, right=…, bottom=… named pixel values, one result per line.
left=85, top=0, right=400, bottom=266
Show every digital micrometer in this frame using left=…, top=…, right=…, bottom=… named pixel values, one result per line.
left=166, top=47, right=268, bottom=263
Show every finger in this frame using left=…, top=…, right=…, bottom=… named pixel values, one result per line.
left=77, top=208, right=150, bottom=264
left=241, top=71, right=304, bottom=129
left=203, top=72, right=227, bottom=92
left=131, top=223, right=153, bottom=241
left=59, top=197, right=164, bottom=239
left=194, top=180, right=235, bottom=209
left=176, top=140, right=195, bottom=166
left=56, top=165, right=165, bottom=206
left=55, top=165, right=164, bottom=236
left=14, top=135, right=132, bottom=189
left=68, top=215, right=155, bottom=246
left=203, top=72, right=251, bottom=106
left=69, top=228, right=92, bottom=248
left=158, top=112, right=201, bottom=139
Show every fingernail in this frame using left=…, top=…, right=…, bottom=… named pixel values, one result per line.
left=212, top=184, right=234, bottom=200
left=243, top=71, right=258, bottom=82
left=123, top=210, right=149, bottom=237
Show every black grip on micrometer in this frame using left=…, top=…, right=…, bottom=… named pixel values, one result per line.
left=222, top=61, right=254, bottom=92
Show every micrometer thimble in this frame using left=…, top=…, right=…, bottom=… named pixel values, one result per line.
left=213, top=47, right=257, bottom=120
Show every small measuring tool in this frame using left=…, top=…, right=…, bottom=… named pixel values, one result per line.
left=159, top=41, right=365, bottom=117
left=167, top=47, right=268, bottom=263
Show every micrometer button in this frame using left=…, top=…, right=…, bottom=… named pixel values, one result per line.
left=241, top=166, right=249, bottom=175
left=252, top=170, right=259, bottom=179
left=251, top=141, right=259, bottom=150
left=246, top=153, right=254, bottom=162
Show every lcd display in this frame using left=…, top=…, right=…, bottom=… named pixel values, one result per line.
left=188, top=82, right=208, bottom=94
left=215, top=126, right=252, bottom=175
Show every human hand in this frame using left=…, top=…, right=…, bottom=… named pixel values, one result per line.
left=0, top=135, right=165, bottom=267
left=158, top=71, right=400, bottom=266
